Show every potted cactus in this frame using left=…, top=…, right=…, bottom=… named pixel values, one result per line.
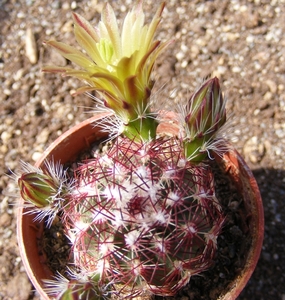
left=16, top=1, right=263, bottom=299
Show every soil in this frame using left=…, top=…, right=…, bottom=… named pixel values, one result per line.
left=0, top=0, right=285, bottom=300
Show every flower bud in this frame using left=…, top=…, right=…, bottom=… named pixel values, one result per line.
left=18, top=172, right=58, bottom=208
left=61, top=279, right=101, bottom=300
left=183, top=77, right=226, bottom=162
left=44, top=272, right=109, bottom=299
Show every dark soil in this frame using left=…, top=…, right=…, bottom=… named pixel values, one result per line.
left=1, top=1, right=285, bottom=300
left=41, top=216, right=71, bottom=276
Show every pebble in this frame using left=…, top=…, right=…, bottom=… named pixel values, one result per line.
left=3, top=150, right=19, bottom=170
left=32, top=151, right=43, bottom=162
left=62, top=1, right=70, bottom=10
left=243, top=136, right=265, bottom=164
left=1, top=196, right=10, bottom=214
left=225, top=32, right=240, bottom=41
left=5, top=273, right=32, bottom=299
left=265, top=79, right=277, bottom=94
left=71, top=1, right=77, bottom=9
left=0, top=144, right=8, bottom=154
left=273, top=253, right=279, bottom=260
left=17, top=11, right=26, bottom=19
left=275, top=128, right=285, bottom=139
left=36, top=128, right=50, bottom=144
left=3, top=88, right=11, bottom=96
left=176, top=51, right=185, bottom=61
left=49, top=49, right=67, bottom=66
left=232, top=66, right=241, bottom=73
left=25, top=27, right=38, bottom=64
left=1, top=131, right=12, bottom=145
left=0, top=212, right=11, bottom=227
left=13, top=68, right=25, bottom=81
left=190, top=45, right=200, bottom=59
left=213, top=66, right=227, bottom=77
left=61, top=20, right=73, bottom=33
left=263, top=91, right=272, bottom=101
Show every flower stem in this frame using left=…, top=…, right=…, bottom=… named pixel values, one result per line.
left=123, top=115, right=158, bottom=142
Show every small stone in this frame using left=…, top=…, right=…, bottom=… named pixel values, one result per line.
left=226, top=32, right=240, bottom=41
left=6, top=273, right=32, bottom=299
left=265, top=79, right=277, bottom=94
left=213, top=66, right=227, bottom=77
left=61, top=20, right=73, bottom=33
left=243, top=136, right=265, bottom=164
left=50, top=49, right=67, bottom=66
left=181, top=60, right=188, bottom=68
left=36, top=128, right=50, bottom=144
left=244, top=12, right=260, bottom=28
left=32, top=151, right=43, bottom=162
left=0, top=144, right=8, bottom=154
left=263, top=91, right=272, bottom=101
left=13, top=68, right=25, bottom=81
left=25, top=27, right=38, bottom=64
left=176, top=51, right=185, bottom=61
left=232, top=66, right=241, bottom=73
left=71, top=1, right=77, bottom=9
left=190, top=45, right=200, bottom=59
left=0, top=212, right=11, bottom=227
left=1, top=131, right=12, bottom=145
left=67, top=113, right=74, bottom=120
left=62, top=1, right=70, bottom=10
left=3, top=88, right=11, bottom=96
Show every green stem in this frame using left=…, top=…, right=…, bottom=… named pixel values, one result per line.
left=123, top=116, right=158, bottom=142
left=184, top=138, right=207, bottom=163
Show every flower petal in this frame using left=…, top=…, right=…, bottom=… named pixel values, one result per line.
left=101, top=3, right=121, bottom=59
left=73, top=14, right=105, bottom=67
left=46, top=40, right=94, bottom=70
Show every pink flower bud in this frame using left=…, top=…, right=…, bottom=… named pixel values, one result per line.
left=183, top=77, right=227, bottom=162
left=18, top=172, right=58, bottom=208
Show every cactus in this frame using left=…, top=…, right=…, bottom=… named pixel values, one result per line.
left=17, top=1, right=229, bottom=299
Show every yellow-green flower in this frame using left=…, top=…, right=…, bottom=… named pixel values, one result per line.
left=43, top=1, right=170, bottom=141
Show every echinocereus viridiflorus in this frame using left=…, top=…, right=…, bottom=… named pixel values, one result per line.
left=17, top=1, right=229, bottom=299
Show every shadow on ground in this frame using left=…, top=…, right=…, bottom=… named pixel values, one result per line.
left=239, top=168, right=285, bottom=300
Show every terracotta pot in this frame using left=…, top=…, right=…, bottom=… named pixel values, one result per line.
left=17, top=112, right=264, bottom=300
left=213, top=150, right=264, bottom=300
